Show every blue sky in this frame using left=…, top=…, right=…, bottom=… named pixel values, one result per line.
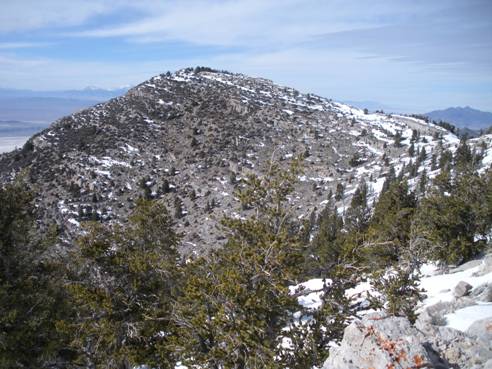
left=0, top=0, right=491, bottom=113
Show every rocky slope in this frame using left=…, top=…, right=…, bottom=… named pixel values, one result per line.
left=0, top=67, right=491, bottom=253
left=322, top=253, right=492, bottom=369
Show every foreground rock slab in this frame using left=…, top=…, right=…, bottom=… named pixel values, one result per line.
left=323, top=313, right=448, bottom=369
left=323, top=312, right=492, bottom=369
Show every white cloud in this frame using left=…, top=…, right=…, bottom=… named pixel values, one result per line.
left=72, top=0, right=423, bottom=47
left=0, top=42, right=52, bottom=49
left=0, top=54, right=180, bottom=89
left=0, top=0, right=137, bottom=33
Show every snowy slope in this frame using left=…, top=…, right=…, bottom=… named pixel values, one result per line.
left=294, top=254, right=492, bottom=334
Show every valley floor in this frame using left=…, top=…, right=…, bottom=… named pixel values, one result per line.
left=0, top=136, right=29, bottom=153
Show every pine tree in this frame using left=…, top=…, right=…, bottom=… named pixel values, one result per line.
left=408, top=160, right=418, bottom=178
left=284, top=267, right=354, bottom=368
left=413, top=171, right=489, bottom=265
left=418, top=169, right=428, bottom=195
left=363, top=180, right=417, bottom=269
left=161, top=179, right=171, bottom=194
left=308, top=201, right=345, bottom=276
left=381, top=165, right=396, bottom=194
left=430, top=153, right=438, bottom=171
left=393, top=131, right=403, bottom=147
left=417, top=146, right=427, bottom=164
left=397, top=163, right=406, bottom=181
left=408, top=143, right=415, bottom=157
left=454, top=137, right=475, bottom=172
left=0, top=179, right=69, bottom=368
left=335, top=182, right=344, bottom=201
left=63, top=199, right=182, bottom=369
left=439, top=149, right=453, bottom=170
left=172, top=161, right=307, bottom=368
left=410, top=129, right=419, bottom=143
left=369, top=265, right=423, bottom=323
left=345, top=180, right=370, bottom=233
left=433, top=166, right=452, bottom=195
left=140, top=176, right=153, bottom=200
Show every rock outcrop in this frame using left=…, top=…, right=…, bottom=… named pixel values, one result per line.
left=323, top=313, right=449, bottom=369
left=323, top=312, right=492, bottom=369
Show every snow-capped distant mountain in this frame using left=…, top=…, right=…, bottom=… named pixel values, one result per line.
left=425, top=106, right=492, bottom=131
left=0, top=67, right=490, bottom=252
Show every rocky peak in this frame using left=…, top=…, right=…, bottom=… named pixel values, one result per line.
left=0, top=67, right=490, bottom=253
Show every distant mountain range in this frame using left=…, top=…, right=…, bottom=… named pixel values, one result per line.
left=0, top=87, right=129, bottom=123
left=424, top=106, right=492, bottom=131
left=0, top=86, right=129, bottom=102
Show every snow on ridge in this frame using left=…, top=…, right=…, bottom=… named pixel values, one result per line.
left=293, top=256, right=492, bottom=335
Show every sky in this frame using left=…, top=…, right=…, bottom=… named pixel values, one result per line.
left=0, top=0, right=491, bottom=113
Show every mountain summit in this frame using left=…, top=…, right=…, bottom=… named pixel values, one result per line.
left=0, top=67, right=490, bottom=252
left=425, top=106, right=492, bottom=130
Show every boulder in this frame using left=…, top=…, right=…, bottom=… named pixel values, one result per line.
left=427, top=325, right=492, bottom=367
left=471, top=284, right=492, bottom=302
left=323, top=313, right=448, bottom=369
left=467, top=317, right=492, bottom=343
left=454, top=281, right=473, bottom=298
left=416, top=301, right=454, bottom=329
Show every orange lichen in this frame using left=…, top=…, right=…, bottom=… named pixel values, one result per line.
left=413, top=354, right=425, bottom=368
